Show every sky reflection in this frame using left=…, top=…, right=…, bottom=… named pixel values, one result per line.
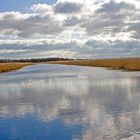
left=0, top=64, right=140, bottom=140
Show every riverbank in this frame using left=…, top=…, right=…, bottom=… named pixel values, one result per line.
left=0, top=63, right=32, bottom=73
left=0, top=58, right=140, bottom=73
left=48, top=58, right=140, bottom=71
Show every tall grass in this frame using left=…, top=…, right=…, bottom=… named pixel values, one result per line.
left=0, top=63, right=31, bottom=73
left=48, top=58, right=140, bottom=71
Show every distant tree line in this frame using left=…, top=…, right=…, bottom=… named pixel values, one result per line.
left=0, top=58, right=74, bottom=63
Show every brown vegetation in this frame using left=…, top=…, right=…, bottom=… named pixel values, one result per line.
left=0, top=58, right=140, bottom=73
left=0, top=63, right=32, bottom=73
left=48, top=58, right=140, bottom=71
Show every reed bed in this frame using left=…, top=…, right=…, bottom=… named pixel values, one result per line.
left=48, top=58, right=140, bottom=71
left=0, top=63, right=32, bottom=73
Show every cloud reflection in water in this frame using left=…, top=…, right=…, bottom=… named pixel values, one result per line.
left=0, top=64, right=140, bottom=139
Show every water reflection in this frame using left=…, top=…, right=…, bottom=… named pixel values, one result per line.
left=0, top=64, right=140, bottom=140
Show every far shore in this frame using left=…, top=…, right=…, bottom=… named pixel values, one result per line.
left=47, top=58, right=140, bottom=71
left=0, top=63, right=32, bottom=73
left=0, top=57, right=140, bottom=73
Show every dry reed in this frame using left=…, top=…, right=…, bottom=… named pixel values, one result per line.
left=0, top=63, right=32, bottom=73
left=48, top=58, right=140, bottom=71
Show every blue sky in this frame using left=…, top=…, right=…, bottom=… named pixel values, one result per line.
left=0, top=0, right=56, bottom=12
left=0, top=0, right=140, bottom=59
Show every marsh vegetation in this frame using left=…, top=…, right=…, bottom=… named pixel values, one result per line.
left=0, top=63, right=31, bottom=73
left=48, top=58, right=140, bottom=71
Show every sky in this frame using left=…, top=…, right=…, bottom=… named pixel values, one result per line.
left=0, top=0, right=140, bottom=59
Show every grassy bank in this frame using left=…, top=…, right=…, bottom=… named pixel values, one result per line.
left=0, top=63, right=32, bottom=73
left=48, top=58, right=140, bottom=71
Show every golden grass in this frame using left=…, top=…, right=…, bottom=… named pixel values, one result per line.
left=0, top=63, right=32, bottom=73
left=48, top=58, right=140, bottom=71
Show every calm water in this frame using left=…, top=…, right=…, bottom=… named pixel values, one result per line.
left=0, top=64, right=140, bottom=140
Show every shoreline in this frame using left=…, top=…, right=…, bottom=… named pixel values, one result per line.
left=0, top=58, right=140, bottom=73
left=47, top=58, right=140, bottom=71
left=0, top=63, right=32, bottom=73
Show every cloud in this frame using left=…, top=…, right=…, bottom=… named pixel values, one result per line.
left=63, top=16, right=80, bottom=26
left=80, top=0, right=140, bottom=39
left=126, top=22, right=140, bottom=39
left=0, top=0, right=140, bottom=58
left=0, top=11, right=64, bottom=37
left=0, top=38, right=140, bottom=59
left=31, top=3, right=52, bottom=14
left=0, top=0, right=139, bottom=39
left=97, top=1, right=135, bottom=13
left=54, top=1, right=83, bottom=14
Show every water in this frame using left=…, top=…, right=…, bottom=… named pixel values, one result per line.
left=0, top=64, right=140, bottom=140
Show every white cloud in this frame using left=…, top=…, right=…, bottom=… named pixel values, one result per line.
left=0, top=0, right=140, bottom=58
left=0, top=10, right=64, bottom=37
left=31, top=3, right=52, bottom=14
left=54, top=1, right=83, bottom=14
left=0, top=38, right=139, bottom=59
